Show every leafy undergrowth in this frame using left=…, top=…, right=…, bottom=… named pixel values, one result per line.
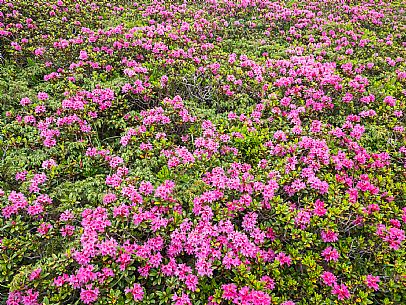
left=0, top=0, right=405, bottom=304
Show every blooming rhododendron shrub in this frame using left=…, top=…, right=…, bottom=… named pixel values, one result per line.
left=0, top=0, right=405, bottom=305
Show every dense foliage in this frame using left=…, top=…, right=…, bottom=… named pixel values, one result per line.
left=0, top=0, right=405, bottom=304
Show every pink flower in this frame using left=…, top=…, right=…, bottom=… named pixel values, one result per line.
left=15, top=171, right=28, bottom=181
left=310, top=120, right=322, bottom=133
left=321, top=247, right=340, bottom=262
left=34, top=47, right=45, bottom=56
left=125, top=283, right=144, bottom=301
left=21, top=289, right=39, bottom=305
left=109, top=156, right=123, bottom=168
left=249, top=290, right=272, bottom=305
left=384, top=96, right=396, bottom=107
left=222, top=283, right=238, bottom=300
left=7, top=291, right=23, bottom=305
left=60, top=225, right=75, bottom=237
left=321, top=230, right=339, bottom=243
left=377, top=225, right=405, bottom=250
left=273, top=130, right=287, bottom=141
left=294, top=210, right=311, bottom=229
left=37, top=92, right=49, bottom=101
left=37, top=223, right=52, bottom=235
left=139, top=181, right=154, bottom=195
left=172, top=292, right=191, bottom=305
left=365, top=275, right=380, bottom=291
left=42, top=159, right=57, bottom=169
left=161, top=75, right=168, bottom=87
left=196, top=258, right=213, bottom=276
left=80, top=285, right=99, bottom=304
left=313, top=199, right=327, bottom=216
left=331, top=283, right=351, bottom=300
left=35, top=105, right=46, bottom=114
left=103, top=193, right=117, bottom=204
left=20, top=97, right=31, bottom=106
left=154, top=180, right=175, bottom=201
left=27, top=203, right=44, bottom=215
left=185, top=274, right=198, bottom=291
left=276, top=252, right=292, bottom=266
left=59, top=210, right=74, bottom=221
left=79, top=50, right=89, bottom=60
left=242, top=212, right=258, bottom=232
left=321, top=271, right=337, bottom=287
left=261, top=276, right=275, bottom=290
left=29, top=268, right=42, bottom=281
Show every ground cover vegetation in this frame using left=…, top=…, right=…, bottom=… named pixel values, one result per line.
left=0, top=0, right=405, bottom=304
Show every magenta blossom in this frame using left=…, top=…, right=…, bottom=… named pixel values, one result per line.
left=365, top=275, right=380, bottom=291
left=331, top=283, right=351, bottom=300
left=125, top=283, right=144, bottom=301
